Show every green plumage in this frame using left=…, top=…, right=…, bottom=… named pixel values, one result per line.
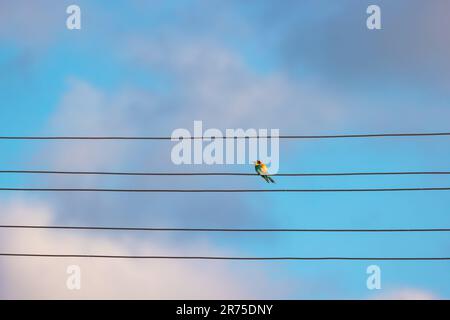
left=255, top=164, right=276, bottom=183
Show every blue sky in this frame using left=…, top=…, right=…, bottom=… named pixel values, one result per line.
left=0, top=0, right=449, bottom=299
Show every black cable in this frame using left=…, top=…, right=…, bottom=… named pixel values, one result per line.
left=1, top=187, right=450, bottom=192
left=1, top=225, right=449, bottom=232
left=0, top=253, right=448, bottom=260
left=1, top=170, right=450, bottom=177
left=1, top=132, right=450, bottom=140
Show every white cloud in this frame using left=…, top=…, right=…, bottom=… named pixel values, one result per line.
left=126, top=37, right=346, bottom=130
left=0, top=199, right=285, bottom=299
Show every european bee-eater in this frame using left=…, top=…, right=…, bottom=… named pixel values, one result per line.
left=254, top=160, right=275, bottom=183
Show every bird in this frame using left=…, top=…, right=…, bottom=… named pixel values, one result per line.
left=254, top=160, right=275, bottom=183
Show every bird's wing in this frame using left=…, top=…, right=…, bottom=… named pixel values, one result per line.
left=260, top=164, right=269, bottom=174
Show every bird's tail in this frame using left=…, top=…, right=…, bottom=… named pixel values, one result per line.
left=267, top=176, right=275, bottom=183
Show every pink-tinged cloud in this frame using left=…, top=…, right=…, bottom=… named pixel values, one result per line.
left=0, top=199, right=291, bottom=299
left=373, top=288, right=439, bottom=300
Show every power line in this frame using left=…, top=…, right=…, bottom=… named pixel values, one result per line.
left=0, top=253, right=448, bottom=260
left=1, top=132, right=450, bottom=140
left=1, top=225, right=449, bottom=232
left=1, top=170, right=450, bottom=177
left=1, top=187, right=450, bottom=192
